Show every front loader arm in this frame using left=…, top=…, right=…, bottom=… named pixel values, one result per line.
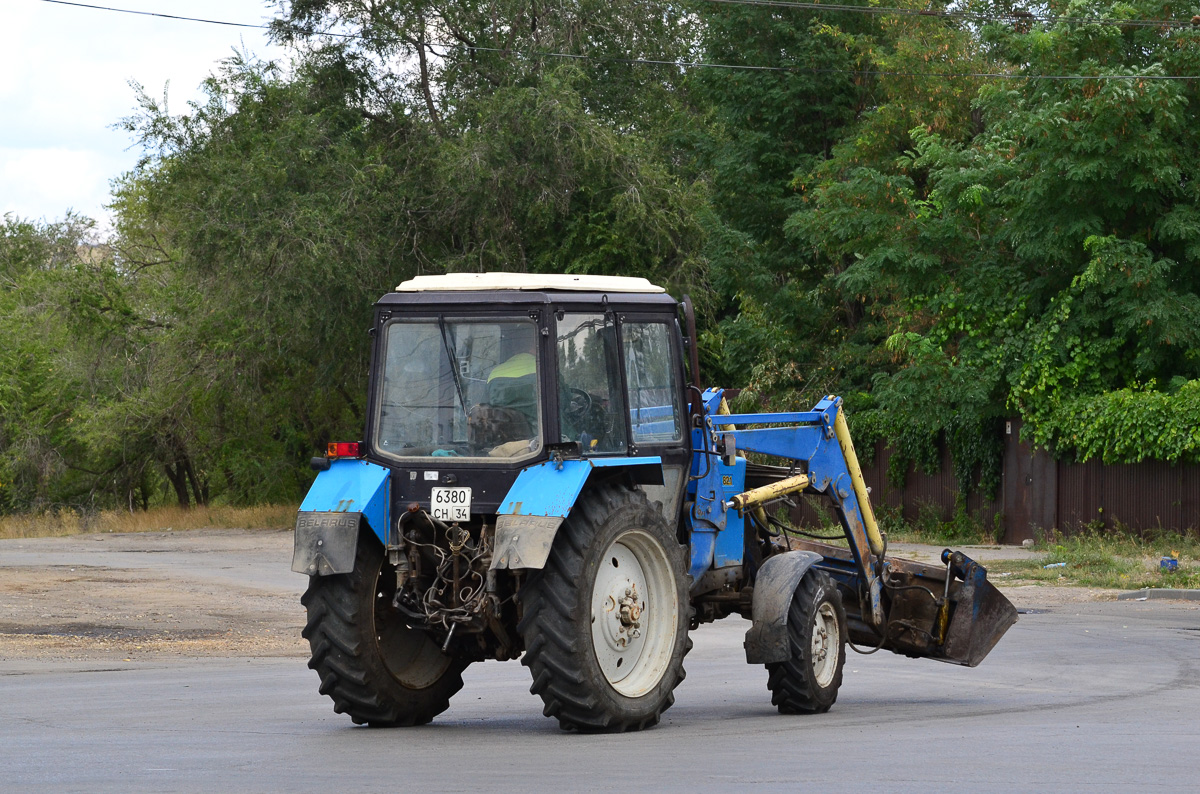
left=713, top=395, right=887, bottom=628
left=696, top=390, right=1017, bottom=667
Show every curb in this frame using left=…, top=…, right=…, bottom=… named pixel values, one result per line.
left=1116, top=589, right=1200, bottom=602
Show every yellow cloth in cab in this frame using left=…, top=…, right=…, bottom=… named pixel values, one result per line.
left=486, top=353, right=538, bottom=431
left=488, top=353, right=535, bottom=382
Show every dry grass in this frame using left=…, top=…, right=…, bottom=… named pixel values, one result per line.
left=987, top=528, right=1200, bottom=590
left=0, top=504, right=298, bottom=540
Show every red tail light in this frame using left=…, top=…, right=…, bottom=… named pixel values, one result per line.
left=327, top=441, right=362, bottom=458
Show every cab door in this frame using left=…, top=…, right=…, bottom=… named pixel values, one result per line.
left=618, top=315, right=691, bottom=527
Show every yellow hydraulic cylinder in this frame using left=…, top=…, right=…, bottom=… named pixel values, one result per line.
left=727, top=474, right=811, bottom=515
left=833, top=408, right=886, bottom=559
left=718, top=396, right=759, bottom=522
left=716, top=399, right=773, bottom=526
left=717, top=396, right=736, bottom=431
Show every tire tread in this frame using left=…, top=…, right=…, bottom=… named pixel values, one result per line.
left=519, top=483, right=691, bottom=732
left=302, top=531, right=466, bottom=727
left=766, top=570, right=847, bottom=715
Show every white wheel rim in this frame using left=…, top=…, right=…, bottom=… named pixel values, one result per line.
left=811, top=601, right=840, bottom=688
left=590, top=529, right=679, bottom=697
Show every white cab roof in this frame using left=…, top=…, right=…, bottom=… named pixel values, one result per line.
left=396, top=272, right=665, bottom=293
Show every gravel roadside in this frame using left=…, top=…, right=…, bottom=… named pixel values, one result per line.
left=0, top=529, right=1116, bottom=663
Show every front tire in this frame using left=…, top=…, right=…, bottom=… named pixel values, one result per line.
left=302, top=529, right=469, bottom=726
left=766, top=569, right=847, bottom=714
left=518, top=484, right=691, bottom=732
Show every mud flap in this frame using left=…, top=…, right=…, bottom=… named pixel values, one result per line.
left=293, top=458, right=391, bottom=575
left=490, top=514, right=563, bottom=570
left=744, top=551, right=823, bottom=664
left=490, top=456, right=663, bottom=571
left=292, top=512, right=360, bottom=575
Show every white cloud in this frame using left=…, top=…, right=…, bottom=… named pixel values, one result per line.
left=0, top=146, right=121, bottom=224
left=0, top=1, right=285, bottom=226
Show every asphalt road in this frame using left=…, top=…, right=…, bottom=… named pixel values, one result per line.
left=2, top=535, right=1199, bottom=793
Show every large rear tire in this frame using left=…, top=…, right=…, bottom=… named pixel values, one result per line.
left=302, top=529, right=468, bottom=726
left=518, top=484, right=691, bottom=732
left=766, top=569, right=847, bottom=714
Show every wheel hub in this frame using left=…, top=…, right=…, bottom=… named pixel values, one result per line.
left=618, top=586, right=642, bottom=629
left=811, top=601, right=840, bottom=687
left=595, top=550, right=647, bottom=668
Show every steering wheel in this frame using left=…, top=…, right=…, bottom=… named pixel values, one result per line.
left=563, top=387, right=594, bottom=423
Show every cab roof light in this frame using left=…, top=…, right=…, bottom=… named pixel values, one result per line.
left=327, top=442, right=363, bottom=458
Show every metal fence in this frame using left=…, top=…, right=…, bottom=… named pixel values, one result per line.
left=794, top=419, right=1200, bottom=543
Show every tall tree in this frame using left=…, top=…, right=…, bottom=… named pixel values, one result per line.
left=108, top=2, right=712, bottom=505
left=686, top=2, right=901, bottom=407
left=792, top=2, right=1200, bottom=488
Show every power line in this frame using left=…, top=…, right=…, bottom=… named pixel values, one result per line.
left=36, top=0, right=1200, bottom=81
left=41, top=0, right=1200, bottom=33
left=453, top=43, right=1200, bottom=80
left=701, top=0, right=1200, bottom=30
left=39, top=0, right=271, bottom=30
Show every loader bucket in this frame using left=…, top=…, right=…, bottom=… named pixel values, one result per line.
left=940, top=549, right=1018, bottom=667
left=786, top=539, right=1017, bottom=666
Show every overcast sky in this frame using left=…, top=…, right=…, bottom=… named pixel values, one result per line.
left=2, top=1, right=286, bottom=229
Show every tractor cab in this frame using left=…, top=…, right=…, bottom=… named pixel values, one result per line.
left=364, top=273, right=693, bottom=521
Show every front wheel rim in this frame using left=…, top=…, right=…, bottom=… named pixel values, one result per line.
left=590, top=529, right=679, bottom=697
left=811, top=601, right=840, bottom=688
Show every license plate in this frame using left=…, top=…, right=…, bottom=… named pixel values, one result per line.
left=431, top=487, right=472, bottom=522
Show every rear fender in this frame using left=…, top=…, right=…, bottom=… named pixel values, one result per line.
left=292, top=459, right=390, bottom=576
left=491, top=457, right=662, bottom=570
left=744, top=551, right=823, bottom=664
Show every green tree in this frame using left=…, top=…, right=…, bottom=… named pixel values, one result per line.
left=792, top=2, right=1200, bottom=489
left=0, top=213, right=188, bottom=511
left=110, top=3, right=712, bottom=504
left=688, top=2, right=884, bottom=400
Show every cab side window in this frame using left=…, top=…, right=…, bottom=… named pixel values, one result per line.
left=556, top=313, right=629, bottom=453
left=622, top=322, right=682, bottom=443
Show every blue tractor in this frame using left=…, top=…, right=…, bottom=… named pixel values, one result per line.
left=293, top=273, right=1017, bottom=731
